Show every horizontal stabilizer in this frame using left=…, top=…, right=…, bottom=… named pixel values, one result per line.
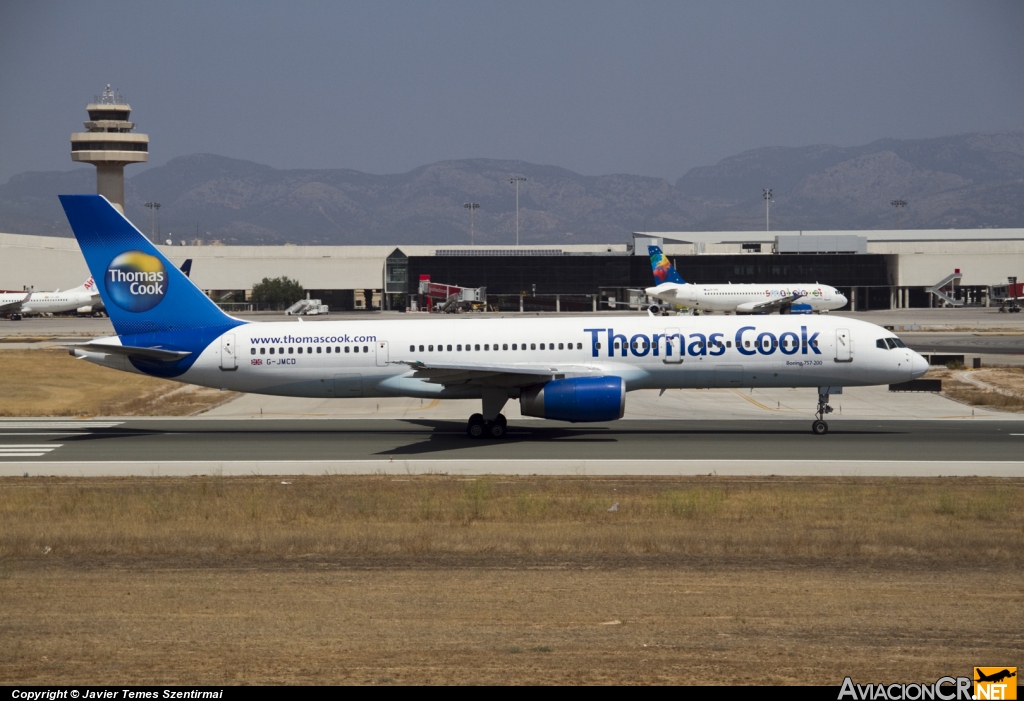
left=65, top=342, right=193, bottom=362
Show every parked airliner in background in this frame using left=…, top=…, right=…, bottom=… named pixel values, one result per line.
left=0, top=276, right=100, bottom=320
left=60, top=195, right=926, bottom=436
left=645, top=246, right=848, bottom=315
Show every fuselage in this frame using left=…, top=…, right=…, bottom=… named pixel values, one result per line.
left=645, top=282, right=847, bottom=313
left=78, top=314, right=926, bottom=400
left=1, top=280, right=98, bottom=315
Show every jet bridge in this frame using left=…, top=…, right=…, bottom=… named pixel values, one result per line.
left=418, top=275, right=487, bottom=313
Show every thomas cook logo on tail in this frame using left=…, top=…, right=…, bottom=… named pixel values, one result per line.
left=104, top=251, right=167, bottom=312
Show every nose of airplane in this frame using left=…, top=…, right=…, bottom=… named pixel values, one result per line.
left=910, top=352, right=929, bottom=379
left=837, top=293, right=848, bottom=306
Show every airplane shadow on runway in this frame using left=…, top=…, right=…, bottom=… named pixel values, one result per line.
left=374, top=420, right=901, bottom=457
left=49, top=420, right=905, bottom=460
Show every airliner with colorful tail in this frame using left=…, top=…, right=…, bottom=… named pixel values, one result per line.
left=0, top=275, right=100, bottom=319
left=646, top=245, right=848, bottom=314
left=60, top=195, right=926, bottom=436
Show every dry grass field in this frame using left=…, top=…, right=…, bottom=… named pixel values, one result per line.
left=0, top=349, right=237, bottom=416
left=929, top=366, right=1024, bottom=412
left=1, top=476, right=1021, bottom=684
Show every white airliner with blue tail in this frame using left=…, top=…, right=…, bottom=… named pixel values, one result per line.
left=645, top=245, right=848, bottom=314
left=61, top=195, right=927, bottom=436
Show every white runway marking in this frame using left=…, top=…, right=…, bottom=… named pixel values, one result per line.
left=2, top=458, right=1022, bottom=477
left=0, top=432, right=89, bottom=436
left=0, top=444, right=62, bottom=458
left=0, top=422, right=122, bottom=429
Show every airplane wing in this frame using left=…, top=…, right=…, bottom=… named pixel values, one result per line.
left=0, top=291, right=31, bottom=313
left=65, top=342, right=193, bottom=362
left=393, top=359, right=600, bottom=388
left=738, top=291, right=807, bottom=314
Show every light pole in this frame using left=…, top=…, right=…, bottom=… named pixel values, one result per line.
left=509, top=177, right=526, bottom=246
left=463, top=203, right=480, bottom=245
left=762, top=189, right=772, bottom=232
left=891, top=199, right=907, bottom=230
left=144, top=202, right=160, bottom=240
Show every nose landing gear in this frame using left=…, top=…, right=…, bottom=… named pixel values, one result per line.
left=812, top=387, right=838, bottom=435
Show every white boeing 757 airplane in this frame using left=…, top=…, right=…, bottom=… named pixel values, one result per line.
left=60, top=195, right=927, bottom=436
left=645, top=246, right=848, bottom=314
left=0, top=276, right=100, bottom=319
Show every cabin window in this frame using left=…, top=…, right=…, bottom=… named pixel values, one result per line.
left=354, top=346, right=359, bottom=353
left=744, top=341, right=750, bottom=348
left=345, top=347, right=350, bottom=353
left=251, top=348, right=256, bottom=355
left=260, top=348, right=266, bottom=355
left=812, top=340, right=818, bottom=347
left=410, top=345, right=415, bottom=352
left=326, top=346, right=331, bottom=353
left=539, top=343, right=545, bottom=350
left=447, top=345, right=452, bottom=351
left=596, top=342, right=602, bottom=349
left=726, top=341, right=732, bottom=348
left=558, top=343, right=564, bottom=350
left=531, top=343, right=536, bottom=350
left=512, top=344, right=517, bottom=350
left=269, top=348, right=275, bottom=355
left=317, top=347, right=322, bottom=354
left=475, top=344, right=480, bottom=351
left=614, top=342, right=620, bottom=349
left=335, top=346, right=340, bottom=353
left=363, top=346, right=369, bottom=353
left=504, top=344, right=509, bottom=350
left=428, top=345, right=434, bottom=351
left=298, top=347, right=304, bottom=354
left=457, top=344, right=462, bottom=351
left=419, top=345, right=424, bottom=352
left=308, top=347, right=312, bottom=354
left=288, top=347, right=294, bottom=354
left=484, top=344, right=489, bottom=350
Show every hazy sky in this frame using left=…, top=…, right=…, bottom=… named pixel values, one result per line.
left=1, top=1, right=1022, bottom=183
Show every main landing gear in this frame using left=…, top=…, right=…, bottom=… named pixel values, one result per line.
left=467, top=413, right=507, bottom=439
left=812, top=388, right=835, bottom=435
left=467, top=387, right=511, bottom=439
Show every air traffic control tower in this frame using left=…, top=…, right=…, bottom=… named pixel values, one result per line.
left=70, top=85, right=148, bottom=214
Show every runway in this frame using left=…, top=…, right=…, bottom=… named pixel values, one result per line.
left=2, top=418, right=1023, bottom=477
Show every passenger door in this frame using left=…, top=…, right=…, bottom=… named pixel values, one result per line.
left=835, top=329, right=852, bottom=362
left=662, top=327, right=683, bottom=364
left=220, top=334, right=237, bottom=371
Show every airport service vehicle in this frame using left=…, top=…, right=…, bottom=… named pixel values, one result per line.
left=0, top=275, right=100, bottom=320
left=645, top=246, right=848, bottom=315
left=60, top=195, right=928, bottom=437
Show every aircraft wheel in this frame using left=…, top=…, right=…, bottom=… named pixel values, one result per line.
left=495, top=413, right=507, bottom=427
left=467, top=414, right=485, bottom=439
left=487, top=421, right=507, bottom=439
left=812, top=420, right=828, bottom=435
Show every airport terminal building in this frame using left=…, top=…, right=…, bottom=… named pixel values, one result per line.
left=2, top=228, right=1023, bottom=313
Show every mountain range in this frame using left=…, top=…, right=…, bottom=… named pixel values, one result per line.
left=2, top=130, right=1022, bottom=245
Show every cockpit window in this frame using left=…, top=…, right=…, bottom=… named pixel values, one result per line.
left=877, top=339, right=888, bottom=350
left=892, top=338, right=907, bottom=348
left=885, top=338, right=898, bottom=349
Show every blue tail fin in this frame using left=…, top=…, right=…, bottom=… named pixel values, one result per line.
left=648, top=245, right=686, bottom=285
left=60, top=195, right=239, bottom=337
